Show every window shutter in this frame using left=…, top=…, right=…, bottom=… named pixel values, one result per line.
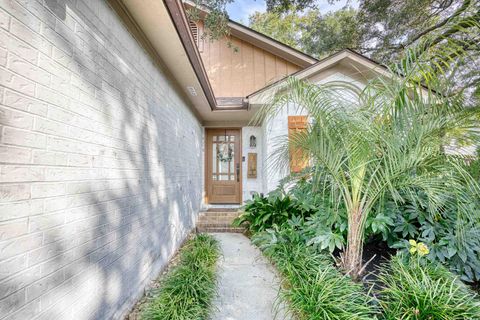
left=288, top=116, right=308, bottom=173
left=189, top=21, right=204, bottom=52
left=189, top=21, right=198, bottom=45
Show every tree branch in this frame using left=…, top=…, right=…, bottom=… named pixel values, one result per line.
left=400, top=0, right=473, bottom=48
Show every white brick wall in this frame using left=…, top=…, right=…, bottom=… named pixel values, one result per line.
left=241, top=126, right=263, bottom=201
left=262, top=104, right=305, bottom=192
left=262, top=72, right=365, bottom=192
left=0, top=1, right=203, bottom=319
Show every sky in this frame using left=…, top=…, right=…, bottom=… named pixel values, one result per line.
left=226, top=0, right=359, bottom=24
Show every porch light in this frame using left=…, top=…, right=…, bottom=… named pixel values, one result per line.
left=249, top=135, right=257, bottom=148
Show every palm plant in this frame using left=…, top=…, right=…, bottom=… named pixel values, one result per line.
left=254, top=42, right=480, bottom=278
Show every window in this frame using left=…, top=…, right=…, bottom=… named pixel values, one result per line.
left=288, top=115, right=308, bottom=173
left=212, top=134, right=236, bottom=181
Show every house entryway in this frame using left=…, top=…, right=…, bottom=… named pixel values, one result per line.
left=205, top=128, right=242, bottom=204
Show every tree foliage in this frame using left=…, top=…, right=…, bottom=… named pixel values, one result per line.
left=249, top=7, right=360, bottom=58
left=187, top=0, right=233, bottom=41
left=247, top=0, right=480, bottom=102
left=248, top=10, right=309, bottom=49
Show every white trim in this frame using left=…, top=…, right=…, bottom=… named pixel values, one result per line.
left=248, top=50, right=393, bottom=104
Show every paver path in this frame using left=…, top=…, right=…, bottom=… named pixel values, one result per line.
left=210, top=233, right=291, bottom=320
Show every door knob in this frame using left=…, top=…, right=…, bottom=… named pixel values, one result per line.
left=236, top=163, right=240, bottom=182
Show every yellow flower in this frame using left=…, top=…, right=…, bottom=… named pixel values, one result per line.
left=409, top=239, right=417, bottom=254
left=409, top=239, right=429, bottom=257
left=417, top=242, right=430, bottom=256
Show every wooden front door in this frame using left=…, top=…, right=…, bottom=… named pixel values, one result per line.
left=206, top=129, right=242, bottom=204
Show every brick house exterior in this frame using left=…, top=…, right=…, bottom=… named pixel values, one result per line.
left=0, top=1, right=203, bottom=319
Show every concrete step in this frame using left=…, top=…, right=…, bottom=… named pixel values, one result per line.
left=204, top=207, right=239, bottom=212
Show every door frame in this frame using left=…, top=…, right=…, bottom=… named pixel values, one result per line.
left=204, top=127, right=242, bottom=204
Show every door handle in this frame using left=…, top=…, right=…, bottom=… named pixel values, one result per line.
left=236, top=163, right=240, bottom=182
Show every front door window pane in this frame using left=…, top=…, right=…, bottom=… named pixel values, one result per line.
left=212, top=135, right=236, bottom=181
left=212, top=143, right=217, bottom=176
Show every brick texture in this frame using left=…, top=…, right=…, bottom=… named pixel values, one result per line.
left=0, top=0, right=203, bottom=319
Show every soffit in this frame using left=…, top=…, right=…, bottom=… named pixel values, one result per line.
left=119, top=0, right=217, bottom=121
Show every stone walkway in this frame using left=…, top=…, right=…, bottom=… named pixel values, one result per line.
left=210, top=233, right=291, bottom=320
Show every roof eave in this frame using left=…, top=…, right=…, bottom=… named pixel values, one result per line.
left=247, top=49, right=435, bottom=105
left=227, top=21, right=317, bottom=67
left=182, top=1, right=317, bottom=68
left=164, top=0, right=218, bottom=111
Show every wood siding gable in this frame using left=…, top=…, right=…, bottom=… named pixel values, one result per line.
left=193, top=21, right=302, bottom=99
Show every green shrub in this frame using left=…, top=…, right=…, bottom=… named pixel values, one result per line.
left=141, top=234, right=220, bottom=320
left=253, top=232, right=378, bottom=320
left=288, top=177, right=480, bottom=283
left=241, top=178, right=389, bottom=253
left=233, top=190, right=314, bottom=232
left=381, top=188, right=480, bottom=283
left=245, top=172, right=480, bottom=283
left=378, top=255, right=480, bottom=320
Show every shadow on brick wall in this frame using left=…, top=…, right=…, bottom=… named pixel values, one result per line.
left=0, top=0, right=202, bottom=319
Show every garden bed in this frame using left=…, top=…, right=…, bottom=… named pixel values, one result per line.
left=238, top=175, right=480, bottom=319
left=126, top=234, right=220, bottom=320
left=360, top=240, right=396, bottom=281
left=254, top=233, right=480, bottom=320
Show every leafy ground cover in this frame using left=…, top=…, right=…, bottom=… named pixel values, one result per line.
left=251, top=218, right=480, bottom=319
left=253, top=235, right=377, bottom=320
left=378, top=255, right=480, bottom=319
left=138, top=234, right=220, bottom=320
